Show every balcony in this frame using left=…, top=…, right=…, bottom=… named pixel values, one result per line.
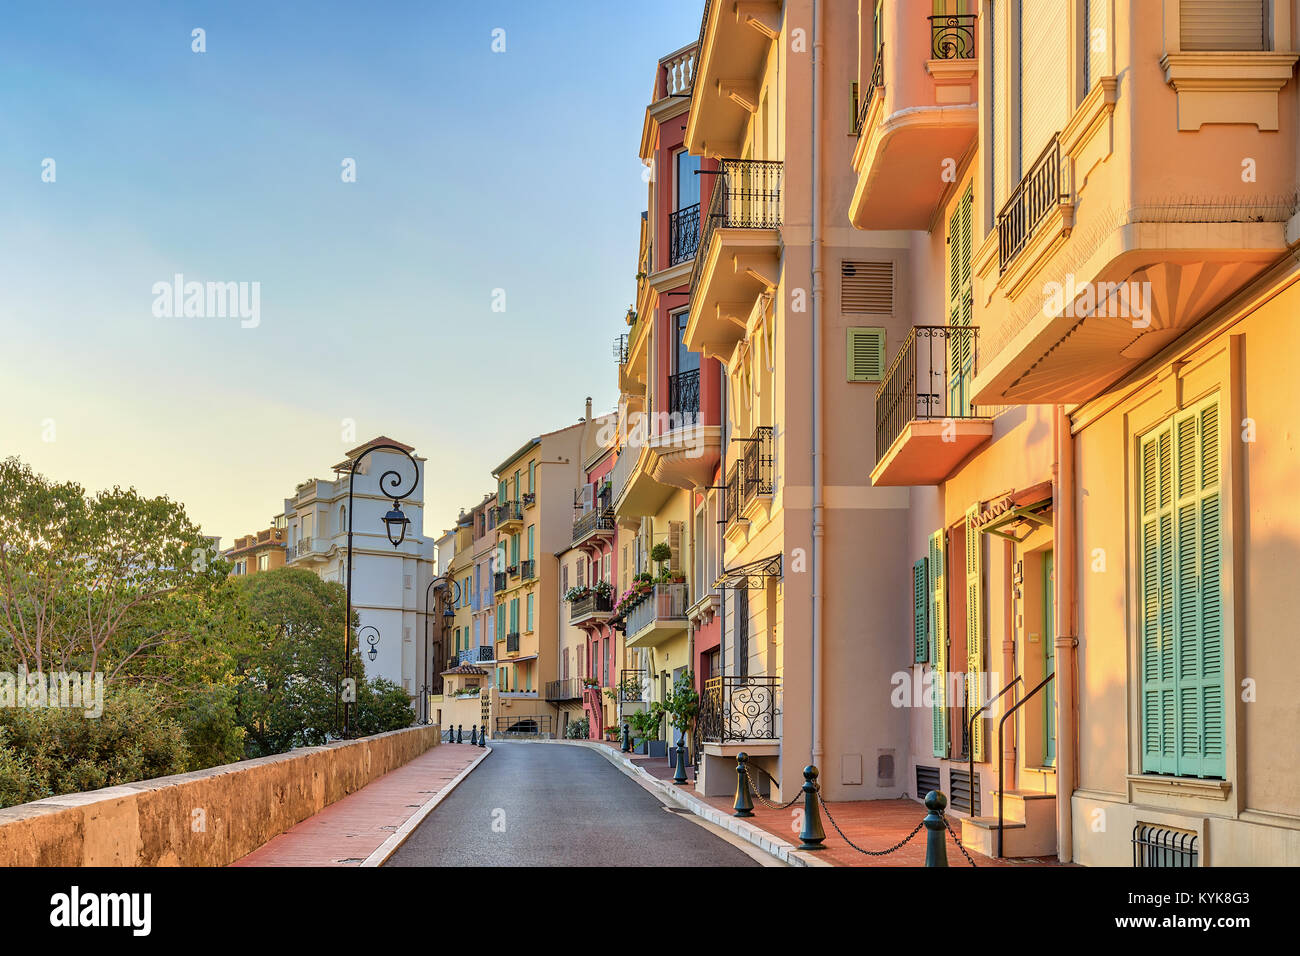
left=685, top=0, right=780, bottom=157
left=871, top=326, right=992, bottom=486
left=668, top=368, right=700, bottom=421
left=493, top=501, right=523, bottom=532
left=668, top=203, right=701, bottom=267
left=522, top=492, right=536, bottom=509
left=290, top=537, right=331, bottom=562
left=572, top=505, right=615, bottom=547
left=617, top=669, right=647, bottom=703
left=569, top=590, right=614, bottom=625
left=493, top=572, right=507, bottom=592
left=519, top=559, right=536, bottom=582
left=997, top=136, right=1067, bottom=275
left=722, top=426, right=774, bottom=528
left=623, top=583, right=689, bottom=649
left=849, top=12, right=978, bottom=231
left=613, top=333, right=629, bottom=365
left=456, top=646, right=495, bottom=666
left=504, top=632, right=520, bottom=654
left=545, top=677, right=585, bottom=703
left=683, top=159, right=782, bottom=362
left=699, top=675, right=780, bottom=742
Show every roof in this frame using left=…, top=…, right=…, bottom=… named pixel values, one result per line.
left=332, top=436, right=420, bottom=473
left=441, top=663, right=489, bottom=677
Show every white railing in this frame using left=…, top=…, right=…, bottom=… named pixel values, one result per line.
left=625, top=583, right=689, bottom=639
left=663, top=48, right=696, bottom=97
left=610, top=444, right=639, bottom=506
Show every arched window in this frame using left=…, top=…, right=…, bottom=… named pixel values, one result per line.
left=339, top=505, right=346, bottom=535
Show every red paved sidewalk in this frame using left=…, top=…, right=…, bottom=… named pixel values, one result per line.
left=597, top=742, right=1058, bottom=867
left=232, top=743, right=487, bottom=867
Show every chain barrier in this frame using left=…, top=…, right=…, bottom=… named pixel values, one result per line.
left=741, top=766, right=801, bottom=810
left=816, top=791, right=925, bottom=856
left=943, top=815, right=979, bottom=867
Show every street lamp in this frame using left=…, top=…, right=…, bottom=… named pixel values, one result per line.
left=420, top=576, right=461, bottom=724
left=361, top=625, right=380, bottom=663
left=343, top=442, right=420, bottom=738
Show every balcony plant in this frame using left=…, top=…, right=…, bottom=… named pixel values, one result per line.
left=604, top=724, right=621, bottom=742
left=593, top=579, right=613, bottom=599
left=564, top=585, right=592, bottom=602
left=650, top=542, right=672, bottom=578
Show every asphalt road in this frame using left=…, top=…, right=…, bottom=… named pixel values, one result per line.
left=384, top=741, right=760, bottom=867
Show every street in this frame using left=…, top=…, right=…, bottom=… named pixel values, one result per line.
left=384, top=741, right=761, bottom=867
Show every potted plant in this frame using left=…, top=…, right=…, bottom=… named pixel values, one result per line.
left=605, top=724, right=621, bottom=742
left=661, top=671, right=700, bottom=768
left=628, top=708, right=664, bottom=756
left=650, top=542, right=672, bottom=579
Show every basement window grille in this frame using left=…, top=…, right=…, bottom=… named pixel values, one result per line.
left=1132, top=824, right=1199, bottom=867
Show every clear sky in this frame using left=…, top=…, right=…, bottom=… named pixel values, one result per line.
left=0, top=0, right=702, bottom=544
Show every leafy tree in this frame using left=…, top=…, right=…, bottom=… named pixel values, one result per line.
left=351, top=677, right=416, bottom=737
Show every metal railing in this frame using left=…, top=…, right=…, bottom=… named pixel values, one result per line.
left=668, top=368, right=700, bottom=422
left=614, top=333, right=629, bottom=364
left=669, top=202, right=702, bottom=266
left=997, top=134, right=1064, bottom=272
left=495, top=715, right=555, bottom=738
left=699, top=675, right=780, bottom=742
left=493, top=572, right=507, bottom=592
left=492, top=500, right=523, bottom=525
left=618, top=669, right=647, bottom=702
left=624, top=583, right=688, bottom=639
left=572, top=506, right=615, bottom=544
left=875, top=326, right=982, bottom=463
left=739, top=425, right=774, bottom=512
left=519, top=559, right=536, bottom=581
left=505, top=632, right=520, bottom=653
left=545, top=677, right=585, bottom=702
left=855, top=46, right=884, bottom=135
left=1133, top=825, right=1199, bottom=867
left=570, top=591, right=614, bottom=621
left=690, top=159, right=783, bottom=302
left=720, top=461, right=742, bottom=526
left=456, top=646, right=495, bottom=665
left=929, top=14, right=977, bottom=59
left=997, top=672, right=1054, bottom=857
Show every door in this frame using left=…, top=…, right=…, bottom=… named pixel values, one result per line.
left=1043, top=550, right=1056, bottom=767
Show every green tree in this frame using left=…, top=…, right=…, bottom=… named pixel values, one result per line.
left=352, top=677, right=416, bottom=737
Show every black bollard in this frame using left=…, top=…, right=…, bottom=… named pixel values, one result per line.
left=672, top=734, right=688, bottom=784
left=621, top=722, right=631, bottom=753
left=471, top=725, right=479, bottom=746
left=923, top=790, right=949, bottom=867
left=797, top=765, right=827, bottom=851
left=479, top=723, right=487, bottom=747
left=456, top=724, right=463, bottom=744
left=732, top=752, right=755, bottom=817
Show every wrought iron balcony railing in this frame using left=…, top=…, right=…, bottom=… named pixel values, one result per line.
left=545, top=677, right=585, bottom=702
left=855, top=46, right=884, bottom=135
left=669, top=202, right=701, bottom=266
left=519, top=559, right=536, bottom=581
left=668, top=368, right=700, bottom=423
left=614, top=333, right=629, bottom=365
left=721, top=426, right=773, bottom=526
left=456, top=646, right=495, bottom=665
left=689, top=159, right=783, bottom=301
left=505, top=632, right=520, bottom=653
left=929, top=14, right=977, bottom=59
left=493, top=572, right=507, bottom=592
left=492, top=501, right=523, bottom=526
left=997, top=134, right=1064, bottom=272
left=572, top=506, right=615, bottom=545
left=617, top=668, right=647, bottom=702
left=570, top=591, right=614, bottom=621
left=875, top=326, right=982, bottom=462
left=720, top=460, right=741, bottom=527
left=698, top=675, right=780, bottom=742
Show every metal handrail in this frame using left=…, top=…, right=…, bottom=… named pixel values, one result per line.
left=855, top=45, right=884, bottom=135
left=967, top=674, right=1022, bottom=819
left=996, top=672, right=1055, bottom=857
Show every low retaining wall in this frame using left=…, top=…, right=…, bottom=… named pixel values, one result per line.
left=0, top=724, right=441, bottom=866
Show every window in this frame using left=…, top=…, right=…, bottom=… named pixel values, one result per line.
left=734, top=585, right=749, bottom=676
left=913, top=558, right=929, bottom=664
left=1179, top=0, right=1266, bottom=51
left=602, top=552, right=611, bottom=583
left=1139, top=397, right=1224, bottom=778
left=929, top=528, right=949, bottom=757
left=257, top=553, right=269, bottom=572
left=846, top=328, right=886, bottom=382
left=528, top=460, right=536, bottom=493
left=675, top=149, right=700, bottom=210
left=527, top=525, right=534, bottom=561
left=947, top=184, right=975, bottom=416
left=509, top=598, right=519, bottom=634
left=526, top=593, right=534, bottom=632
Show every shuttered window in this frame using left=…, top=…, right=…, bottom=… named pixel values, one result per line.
left=1018, top=0, right=1070, bottom=177
left=1180, top=0, right=1267, bottom=51
left=735, top=585, right=749, bottom=677
left=509, top=598, right=519, bottom=633
left=947, top=185, right=975, bottom=416
left=841, top=260, right=894, bottom=314
left=1139, top=396, right=1225, bottom=778
left=847, top=327, right=886, bottom=382
left=929, top=529, right=949, bottom=757
left=913, top=558, right=929, bottom=663
left=669, top=521, right=684, bottom=569
left=964, top=505, right=985, bottom=762
left=526, top=593, right=534, bottom=631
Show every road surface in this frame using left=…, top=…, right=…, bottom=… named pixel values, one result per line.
left=384, top=741, right=761, bottom=867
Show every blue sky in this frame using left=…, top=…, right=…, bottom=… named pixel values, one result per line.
left=0, top=0, right=702, bottom=543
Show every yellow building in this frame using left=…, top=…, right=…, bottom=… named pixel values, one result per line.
left=224, top=523, right=288, bottom=576
left=850, top=0, right=1300, bottom=865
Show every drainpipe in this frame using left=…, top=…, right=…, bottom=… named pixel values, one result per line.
left=1052, top=405, right=1078, bottom=862
left=810, top=0, right=827, bottom=781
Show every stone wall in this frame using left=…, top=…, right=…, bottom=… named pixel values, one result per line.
left=0, top=724, right=440, bottom=866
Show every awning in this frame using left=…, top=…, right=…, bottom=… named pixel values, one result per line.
left=977, top=482, right=1053, bottom=542
left=713, top=553, right=783, bottom=590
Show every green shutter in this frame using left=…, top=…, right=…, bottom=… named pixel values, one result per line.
left=1140, top=397, right=1224, bottom=778
left=510, top=598, right=519, bottom=633
left=913, top=558, right=929, bottom=663
left=929, top=529, right=949, bottom=757
left=511, top=534, right=519, bottom=565
left=527, top=525, right=535, bottom=561
left=947, top=184, right=975, bottom=416
left=846, top=327, right=886, bottom=382
left=527, top=593, right=534, bottom=631
left=965, top=504, right=985, bottom=762
left=497, top=480, right=506, bottom=505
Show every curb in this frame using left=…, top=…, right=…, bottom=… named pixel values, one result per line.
left=360, top=744, right=493, bottom=867
left=513, top=737, right=832, bottom=867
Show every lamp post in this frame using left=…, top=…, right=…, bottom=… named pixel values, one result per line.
left=360, top=625, right=380, bottom=662
left=421, top=576, right=461, bottom=724
left=343, top=443, right=420, bottom=738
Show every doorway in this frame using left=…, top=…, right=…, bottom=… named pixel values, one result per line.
left=1042, top=549, right=1055, bottom=767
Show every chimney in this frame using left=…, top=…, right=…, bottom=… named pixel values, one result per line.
left=585, top=396, right=592, bottom=422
